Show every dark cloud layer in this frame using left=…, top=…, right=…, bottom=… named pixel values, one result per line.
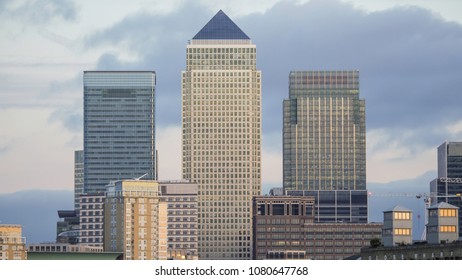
left=82, top=0, right=462, bottom=154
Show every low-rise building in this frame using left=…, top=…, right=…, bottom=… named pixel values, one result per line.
left=252, top=196, right=382, bottom=260
left=382, top=205, right=413, bottom=247
left=0, top=224, right=27, bottom=260
left=427, top=202, right=459, bottom=244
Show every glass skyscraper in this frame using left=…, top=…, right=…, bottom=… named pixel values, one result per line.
left=283, top=71, right=367, bottom=223
left=83, top=71, right=157, bottom=194
left=283, top=70, right=366, bottom=191
left=182, top=10, right=262, bottom=259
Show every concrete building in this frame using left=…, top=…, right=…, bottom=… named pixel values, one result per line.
left=74, top=150, right=84, bottom=211
left=104, top=180, right=167, bottom=260
left=83, top=71, right=157, bottom=194
left=252, top=196, right=381, bottom=260
left=427, top=202, right=459, bottom=244
left=382, top=205, right=413, bottom=247
left=283, top=70, right=365, bottom=192
left=0, top=225, right=27, bottom=260
left=79, top=193, right=104, bottom=247
left=182, top=10, right=262, bottom=259
left=159, top=181, right=198, bottom=260
left=430, top=141, right=462, bottom=237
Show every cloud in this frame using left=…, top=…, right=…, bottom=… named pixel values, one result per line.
left=1, top=0, right=78, bottom=24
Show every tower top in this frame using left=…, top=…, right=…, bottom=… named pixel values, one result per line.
left=193, top=10, right=250, bottom=40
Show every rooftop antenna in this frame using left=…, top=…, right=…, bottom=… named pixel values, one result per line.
left=134, top=173, right=148, bottom=180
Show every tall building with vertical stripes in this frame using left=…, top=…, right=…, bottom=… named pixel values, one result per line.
left=283, top=71, right=366, bottom=192
left=83, top=71, right=157, bottom=194
left=182, top=10, right=262, bottom=259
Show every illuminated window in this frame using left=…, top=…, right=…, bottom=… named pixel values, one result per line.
left=440, top=226, right=456, bottom=232
left=394, top=228, right=411, bottom=235
left=439, top=209, right=457, bottom=217
left=394, top=212, right=410, bottom=220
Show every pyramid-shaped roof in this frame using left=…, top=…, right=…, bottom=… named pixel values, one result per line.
left=193, top=10, right=250, bottom=40
left=428, top=202, right=459, bottom=210
left=384, top=205, right=412, bottom=213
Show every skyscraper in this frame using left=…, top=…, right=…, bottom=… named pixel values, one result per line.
left=283, top=70, right=366, bottom=191
left=83, top=71, right=157, bottom=194
left=430, top=141, right=462, bottom=237
left=283, top=71, right=367, bottom=223
left=182, top=10, right=261, bottom=259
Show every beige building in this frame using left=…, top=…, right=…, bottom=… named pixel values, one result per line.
left=0, top=225, right=27, bottom=260
left=427, top=202, right=459, bottom=244
left=382, top=205, right=413, bottom=247
left=104, top=180, right=167, bottom=260
left=182, top=10, right=262, bottom=259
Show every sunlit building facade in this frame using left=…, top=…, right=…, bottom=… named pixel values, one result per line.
left=104, top=180, right=167, bottom=260
left=182, top=10, right=262, bottom=259
left=283, top=70, right=365, bottom=191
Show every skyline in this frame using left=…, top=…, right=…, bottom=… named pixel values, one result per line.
left=1, top=0, right=462, bottom=194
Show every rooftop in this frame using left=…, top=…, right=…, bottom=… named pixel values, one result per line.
left=193, top=10, right=250, bottom=40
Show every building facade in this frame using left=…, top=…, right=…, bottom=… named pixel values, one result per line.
left=159, top=181, right=198, bottom=260
left=83, top=71, right=157, bottom=194
left=283, top=70, right=365, bottom=192
left=182, top=10, right=262, bottom=259
left=104, top=180, right=167, bottom=260
left=427, top=202, right=459, bottom=244
left=286, top=189, right=368, bottom=223
left=252, top=197, right=381, bottom=260
left=79, top=193, right=104, bottom=247
left=74, top=150, right=84, bottom=211
left=382, top=205, right=413, bottom=247
left=0, top=225, right=27, bottom=260
left=430, top=141, right=462, bottom=237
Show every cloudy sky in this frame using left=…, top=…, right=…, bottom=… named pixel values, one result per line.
left=1, top=0, right=462, bottom=195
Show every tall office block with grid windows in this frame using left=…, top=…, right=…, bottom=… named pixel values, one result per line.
left=83, top=71, right=157, bottom=194
left=182, top=10, right=262, bottom=259
left=283, top=71, right=366, bottom=192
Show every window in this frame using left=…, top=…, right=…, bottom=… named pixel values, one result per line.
left=394, top=228, right=411, bottom=235
left=439, top=209, right=457, bottom=217
left=394, top=212, right=410, bottom=220
left=440, top=225, right=456, bottom=232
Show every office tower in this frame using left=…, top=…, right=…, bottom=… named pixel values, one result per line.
left=158, top=181, right=198, bottom=260
left=79, top=194, right=104, bottom=247
left=104, top=180, right=167, bottom=260
left=252, top=196, right=381, bottom=260
left=83, top=71, right=157, bottom=194
left=182, top=10, right=262, bottom=259
left=74, top=150, right=84, bottom=211
left=430, top=141, right=462, bottom=237
left=283, top=71, right=367, bottom=223
left=0, top=225, right=27, bottom=260
left=283, top=70, right=365, bottom=191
